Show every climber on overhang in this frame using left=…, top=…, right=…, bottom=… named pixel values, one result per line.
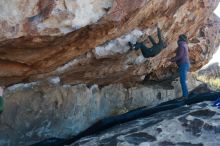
left=0, top=86, right=4, bottom=113
left=128, top=27, right=167, bottom=58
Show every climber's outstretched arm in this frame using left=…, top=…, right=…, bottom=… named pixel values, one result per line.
left=148, top=35, right=156, bottom=45
left=157, top=27, right=166, bottom=48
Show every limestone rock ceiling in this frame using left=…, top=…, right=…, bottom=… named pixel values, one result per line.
left=0, top=0, right=220, bottom=86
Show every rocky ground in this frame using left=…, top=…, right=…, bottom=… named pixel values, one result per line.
left=71, top=101, right=220, bottom=146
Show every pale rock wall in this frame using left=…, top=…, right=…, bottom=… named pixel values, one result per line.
left=0, top=76, right=201, bottom=146
left=0, top=0, right=113, bottom=40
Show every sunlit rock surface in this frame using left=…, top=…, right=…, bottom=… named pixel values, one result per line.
left=0, top=0, right=114, bottom=39
left=198, top=62, right=220, bottom=79
left=70, top=101, right=220, bottom=146
left=0, top=0, right=220, bottom=86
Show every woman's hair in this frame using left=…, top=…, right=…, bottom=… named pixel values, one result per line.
left=178, top=34, right=188, bottom=43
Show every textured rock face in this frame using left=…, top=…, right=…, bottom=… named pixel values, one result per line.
left=0, top=78, right=202, bottom=146
left=196, top=62, right=220, bottom=88
left=198, top=62, right=220, bottom=78
left=70, top=102, right=220, bottom=146
left=0, top=1, right=220, bottom=145
left=0, top=0, right=114, bottom=39
left=0, top=0, right=220, bottom=86
left=0, top=83, right=173, bottom=146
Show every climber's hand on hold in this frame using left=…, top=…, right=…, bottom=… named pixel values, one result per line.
left=170, top=57, right=176, bottom=62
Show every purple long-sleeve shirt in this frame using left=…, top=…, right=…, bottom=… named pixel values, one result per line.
left=174, top=41, right=190, bottom=66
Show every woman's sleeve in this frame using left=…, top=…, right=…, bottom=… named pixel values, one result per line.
left=174, top=45, right=185, bottom=61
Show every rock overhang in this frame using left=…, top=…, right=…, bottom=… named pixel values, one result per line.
left=0, top=0, right=220, bottom=86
